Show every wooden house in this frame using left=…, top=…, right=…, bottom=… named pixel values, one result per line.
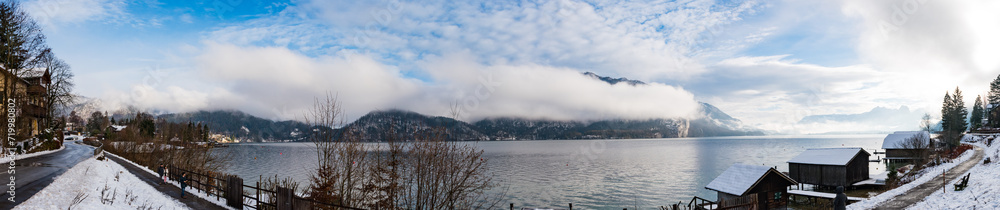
left=882, top=131, right=931, bottom=164
left=787, top=147, right=870, bottom=187
left=705, top=164, right=798, bottom=210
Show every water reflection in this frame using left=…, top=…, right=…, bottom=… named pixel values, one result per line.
left=214, top=135, right=884, bottom=209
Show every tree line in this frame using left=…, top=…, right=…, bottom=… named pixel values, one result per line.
left=938, top=74, right=1000, bottom=148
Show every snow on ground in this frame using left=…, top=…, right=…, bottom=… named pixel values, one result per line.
left=0, top=140, right=66, bottom=165
left=14, top=156, right=187, bottom=209
left=104, top=152, right=236, bottom=210
left=907, top=137, right=1000, bottom=209
left=848, top=137, right=978, bottom=210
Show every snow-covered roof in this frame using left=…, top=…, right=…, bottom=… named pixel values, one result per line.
left=111, top=125, right=127, bottom=132
left=787, top=147, right=869, bottom=166
left=882, top=131, right=930, bottom=149
left=705, top=164, right=797, bottom=196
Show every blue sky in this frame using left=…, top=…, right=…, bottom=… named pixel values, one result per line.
left=25, top=0, right=1000, bottom=134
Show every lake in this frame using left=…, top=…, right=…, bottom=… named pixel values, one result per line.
left=214, top=135, right=886, bottom=209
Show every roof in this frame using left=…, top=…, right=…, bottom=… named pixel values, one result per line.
left=705, top=164, right=797, bottom=196
left=787, top=147, right=869, bottom=166
left=882, top=131, right=930, bottom=149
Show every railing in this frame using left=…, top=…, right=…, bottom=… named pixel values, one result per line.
left=160, top=164, right=364, bottom=210
left=717, top=196, right=757, bottom=210
left=93, top=142, right=103, bottom=156
left=167, top=165, right=229, bottom=204
left=688, top=196, right=717, bottom=210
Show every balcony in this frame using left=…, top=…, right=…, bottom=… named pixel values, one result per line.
left=23, top=104, right=46, bottom=118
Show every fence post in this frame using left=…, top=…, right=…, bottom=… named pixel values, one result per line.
left=226, top=175, right=244, bottom=209
left=256, top=181, right=261, bottom=209
left=277, top=187, right=292, bottom=210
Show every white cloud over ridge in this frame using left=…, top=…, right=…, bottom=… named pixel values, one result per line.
left=161, top=43, right=701, bottom=122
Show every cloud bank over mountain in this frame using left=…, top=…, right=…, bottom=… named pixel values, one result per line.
left=32, top=0, right=1000, bottom=134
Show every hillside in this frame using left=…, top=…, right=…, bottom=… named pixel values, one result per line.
left=158, top=110, right=315, bottom=142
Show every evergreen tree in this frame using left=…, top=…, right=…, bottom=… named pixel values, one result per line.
left=990, top=74, right=1000, bottom=105
left=951, top=87, right=968, bottom=132
left=941, top=92, right=953, bottom=132
left=941, top=87, right=968, bottom=148
left=971, top=95, right=984, bottom=130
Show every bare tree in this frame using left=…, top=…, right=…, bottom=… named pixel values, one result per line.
left=305, top=92, right=370, bottom=207
left=306, top=94, right=504, bottom=209
left=37, top=49, right=75, bottom=127
left=897, top=132, right=931, bottom=164
left=920, top=113, right=932, bottom=132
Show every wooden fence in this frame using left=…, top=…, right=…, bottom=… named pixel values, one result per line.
left=164, top=165, right=363, bottom=210
left=717, top=196, right=757, bottom=210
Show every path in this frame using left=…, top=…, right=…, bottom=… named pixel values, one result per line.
left=874, top=146, right=984, bottom=210
left=0, top=140, right=94, bottom=209
left=105, top=153, right=228, bottom=210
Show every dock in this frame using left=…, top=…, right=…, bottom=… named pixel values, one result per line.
left=853, top=172, right=887, bottom=186
left=788, top=189, right=864, bottom=204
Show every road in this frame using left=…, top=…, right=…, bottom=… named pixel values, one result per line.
left=874, top=146, right=985, bottom=210
left=0, top=140, right=95, bottom=209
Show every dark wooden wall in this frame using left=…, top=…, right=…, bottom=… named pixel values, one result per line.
left=789, top=150, right=870, bottom=187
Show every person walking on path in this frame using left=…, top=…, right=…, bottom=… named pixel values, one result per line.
left=157, top=164, right=165, bottom=185
left=180, top=172, right=189, bottom=198
left=834, top=186, right=847, bottom=210
left=164, top=166, right=170, bottom=183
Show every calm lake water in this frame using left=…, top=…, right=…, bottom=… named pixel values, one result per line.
left=214, top=135, right=886, bottom=209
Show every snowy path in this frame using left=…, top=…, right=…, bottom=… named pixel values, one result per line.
left=105, top=154, right=229, bottom=209
left=873, top=146, right=984, bottom=210
left=0, top=140, right=94, bottom=209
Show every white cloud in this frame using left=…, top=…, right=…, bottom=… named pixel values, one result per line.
left=23, top=0, right=127, bottom=27
left=103, top=42, right=701, bottom=123
left=842, top=0, right=1000, bottom=108
left=689, top=55, right=913, bottom=134
left=239, top=0, right=766, bottom=81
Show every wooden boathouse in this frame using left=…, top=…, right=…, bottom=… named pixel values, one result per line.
left=787, top=147, right=870, bottom=187
left=882, top=131, right=932, bottom=164
left=705, top=164, right=798, bottom=210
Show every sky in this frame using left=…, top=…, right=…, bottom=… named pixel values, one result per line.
left=22, top=0, right=1000, bottom=134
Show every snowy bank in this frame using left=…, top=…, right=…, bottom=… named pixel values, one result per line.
left=848, top=139, right=977, bottom=209
left=907, top=139, right=1000, bottom=209
left=0, top=141, right=65, bottom=165
left=14, top=156, right=187, bottom=209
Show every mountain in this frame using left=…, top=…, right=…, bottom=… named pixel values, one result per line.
left=798, top=106, right=924, bottom=133
left=583, top=72, right=647, bottom=86
left=158, top=110, right=315, bottom=142
left=344, top=73, right=761, bottom=140
left=344, top=109, right=489, bottom=141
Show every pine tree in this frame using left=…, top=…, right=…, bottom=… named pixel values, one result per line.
left=941, top=92, right=953, bottom=132
left=990, top=74, right=1000, bottom=105
left=951, top=87, right=968, bottom=132
left=971, top=95, right=984, bottom=130
left=941, top=87, right=968, bottom=148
